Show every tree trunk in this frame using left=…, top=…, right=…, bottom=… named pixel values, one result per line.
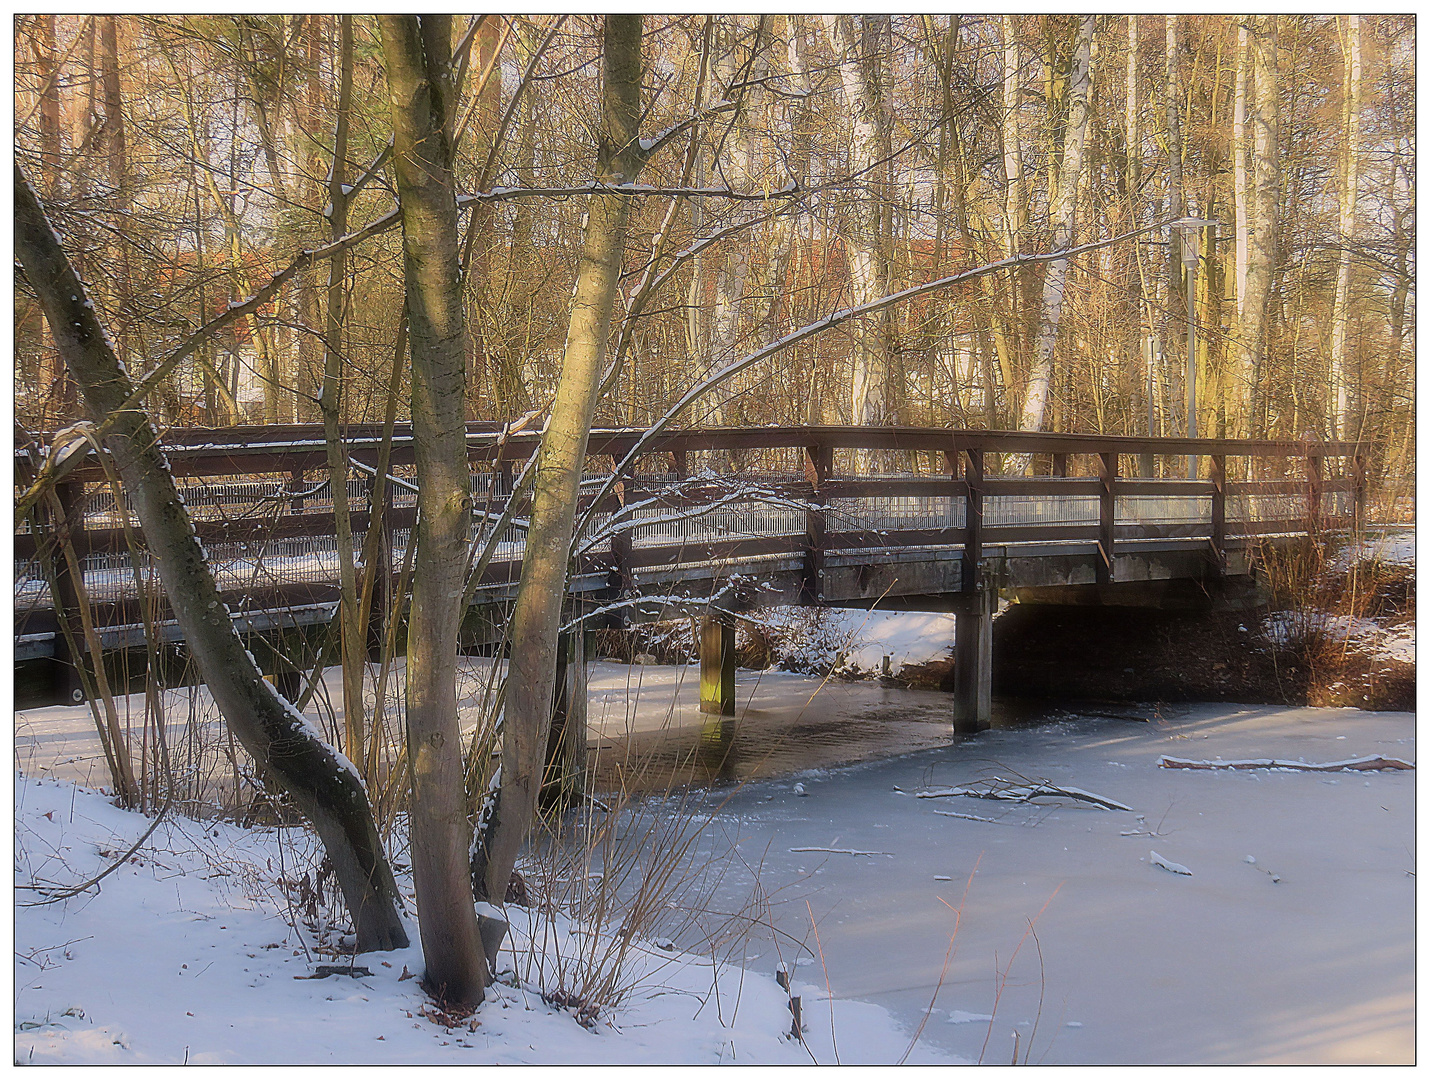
left=1329, top=15, right=1361, bottom=440
left=706, top=17, right=760, bottom=433
left=1232, top=24, right=1249, bottom=328
left=1242, top=16, right=1279, bottom=438
left=377, top=14, right=487, bottom=1008
left=1018, top=15, right=1093, bottom=443
left=15, top=163, right=409, bottom=954
left=473, top=14, right=646, bottom=907
left=1163, top=13, right=1186, bottom=431
left=822, top=14, right=895, bottom=430
left=320, top=16, right=365, bottom=778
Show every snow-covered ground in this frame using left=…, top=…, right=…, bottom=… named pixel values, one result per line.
left=12, top=585, right=1416, bottom=1064
left=13, top=774, right=950, bottom=1065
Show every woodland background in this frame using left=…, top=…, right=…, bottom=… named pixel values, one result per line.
left=14, top=14, right=1415, bottom=484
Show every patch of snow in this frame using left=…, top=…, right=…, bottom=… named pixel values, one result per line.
left=1150, top=851, right=1192, bottom=876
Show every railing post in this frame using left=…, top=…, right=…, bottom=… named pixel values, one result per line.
left=50, top=480, right=87, bottom=705
left=1208, top=454, right=1226, bottom=575
left=803, top=443, right=831, bottom=604
left=1306, top=453, right=1324, bottom=534
left=609, top=453, right=632, bottom=595
left=962, top=449, right=984, bottom=592
left=369, top=473, right=394, bottom=655
left=670, top=449, right=688, bottom=479
left=1353, top=451, right=1368, bottom=533
left=289, top=468, right=306, bottom=513
left=1052, top=453, right=1068, bottom=479
left=1097, top=452, right=1117, bottom=585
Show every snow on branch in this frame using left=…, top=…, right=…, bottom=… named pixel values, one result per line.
left=1150, top=851, right=1193, bottom=876
left=917, top=778, right=1132, bottom=812
left=456, top=181, right=798, bottom=206
left=638, top=98, right=739, bottom=158
left=1158, top=755, right=1414, bottom=773
left=788, top=847, right=894, bottom=857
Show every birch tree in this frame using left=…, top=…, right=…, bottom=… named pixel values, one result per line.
left=822, top=14, right=896, bottom=429
left=1328, top=15, right=1362, bottom=440
left=1018, top=14, right=1094, bottom=441
left=1241, top=15, right=1280, bottom=436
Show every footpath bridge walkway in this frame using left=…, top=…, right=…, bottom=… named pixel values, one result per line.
left=15, top=424, right=1365, bottom=730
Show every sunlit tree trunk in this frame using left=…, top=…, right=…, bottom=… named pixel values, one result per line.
left=474, top=14, right=647, bottom=907
left=1019, top=15, right=1093, bottom=443
left=1242, top=15, right=1279, bottom=437
left=1329, top=15, right=1362, bottom=440
left=822, top=14, right=896, bottom=430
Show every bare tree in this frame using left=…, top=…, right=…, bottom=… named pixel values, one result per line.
left=1241, top=15, right=1280, bottom=436
left=377, top=13, right=488, bottom=1007
left=1328, top=15, right=1362, bottom=440
left=15, top=163, right=410, bottom=954
left=473, top=14, right=648, bottom=907
left=1018, top=14, right=1094, bottom=442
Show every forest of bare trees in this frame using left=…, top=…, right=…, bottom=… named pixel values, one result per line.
left=14, top=15, right=1415, bottom=484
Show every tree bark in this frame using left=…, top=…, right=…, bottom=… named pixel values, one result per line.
left=377, top=14, right=487, bottom=1008
left=15, top=163, right=409, bottom=954
left=473, top=14, right=646, bottom=907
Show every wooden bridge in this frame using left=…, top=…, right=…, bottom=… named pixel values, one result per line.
left=15, top=424, right=1366, bottom=732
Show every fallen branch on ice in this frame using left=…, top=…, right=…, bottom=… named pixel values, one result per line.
left=917, top=778, right=1132, bottom=812
left=788, top=847, right=893, bottom=857
left=1158, top=755, right=1414, bottom=773
left=932, top=810, right=1003, bottom=824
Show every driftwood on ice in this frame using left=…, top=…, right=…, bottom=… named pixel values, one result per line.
left=1158, top=755, right=1413, bottom=773
left=916, top=777, right=1132, bottom=812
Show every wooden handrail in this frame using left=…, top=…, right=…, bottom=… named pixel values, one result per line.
left=17, top=423, right=1369, bottom=485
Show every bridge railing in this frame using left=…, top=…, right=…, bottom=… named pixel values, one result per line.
left=14, top=425, right=1367, bottom=634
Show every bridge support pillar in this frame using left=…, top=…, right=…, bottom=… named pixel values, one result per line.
left=700, top=613, right=736, bottom=717
left=542, top=625, right=590, bottom=809
left=953, top=587, right=993, bottom=734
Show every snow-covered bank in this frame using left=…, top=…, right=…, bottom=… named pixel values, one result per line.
left=13, top=774, right=954, bottom=1065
